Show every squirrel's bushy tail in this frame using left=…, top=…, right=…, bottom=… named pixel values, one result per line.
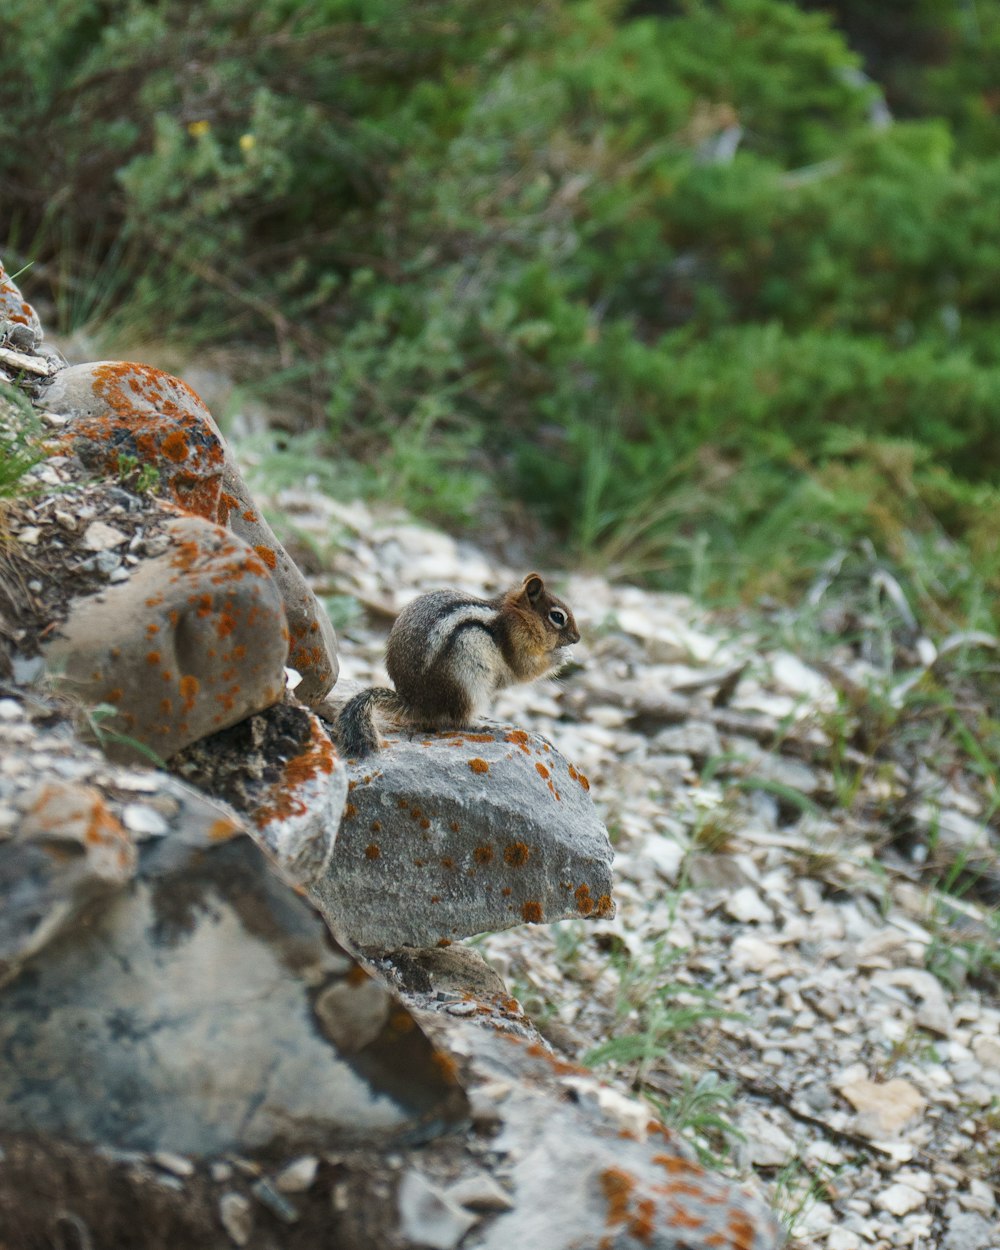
left=335, top=687, right=405, bottom=757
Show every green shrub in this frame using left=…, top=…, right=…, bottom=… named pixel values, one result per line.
left=4, top=0, right=1000, bottom=622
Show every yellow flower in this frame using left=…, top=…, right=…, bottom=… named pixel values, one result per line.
left=239, top=133, right=256, bottom=152
left=187, top=119, right=211, bottom=138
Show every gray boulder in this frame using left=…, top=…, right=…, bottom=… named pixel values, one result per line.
left=0, top=697, right=466, bottom=1157
left=312, top=726, right=614, bottom=948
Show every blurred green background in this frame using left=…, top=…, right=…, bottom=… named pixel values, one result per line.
left=4, top=0, right=1000, bottom=622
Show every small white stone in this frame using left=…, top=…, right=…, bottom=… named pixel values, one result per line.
left=218, top=1192, right=253, bottom=1246
left=153, top=1150, right=195, bottom=1177
left=82, top=520, right=129, bottom=551
left=724, top=886, right=774, bottom=925
left=0, top=699, right=21, bottom=722
left=738, top=1107, right=795, bottom=1167
left=17, top=526, right=41, bottom=545
left=274, top=1156, right=319, bottom=1193
left=397, top=1170, right=479, bottom=1250
left=972, top=1034, right=1000, bottom=1069
left=876, top=1182, right=925, bottom=1216
left=445, top=1173, right=514, bottom=1213
left=827, top=1226, right=862, bottom=1250
left=960, top=1179, right=996, bottom=1215
left=122, top=803, right=169, bottom=837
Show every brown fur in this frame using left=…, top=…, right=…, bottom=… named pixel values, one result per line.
left=335, top=574, right=579, bottom=757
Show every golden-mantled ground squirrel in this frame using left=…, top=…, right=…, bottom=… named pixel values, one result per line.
left=335, top=573, right=580, bottom=757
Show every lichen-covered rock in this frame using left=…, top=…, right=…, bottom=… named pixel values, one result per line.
left=0, top=259, right=43, bottom=340
left=456, top=1025, right=783, bottom=1250
left=172, top=700, right=347, bottom=887
left=1, top=777, right=138, bottom=983
left=37, top=360, right=338, bottom=702
left=0, top=695, right=467, bottom=1157
left=218, top=460, right=339, bottom=704
left=0, top=838, right=466, bottom=1155
left=43, top=513, right=290, bottom=762
left=312, top=726, right=614, bottom=948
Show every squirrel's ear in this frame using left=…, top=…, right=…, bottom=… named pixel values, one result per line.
left=522, top=573, right=544, bottom=602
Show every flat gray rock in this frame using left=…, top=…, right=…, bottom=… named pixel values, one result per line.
left=0, top=833, right=467, bottom=1155
left=312, top=726, right=614, bottom=948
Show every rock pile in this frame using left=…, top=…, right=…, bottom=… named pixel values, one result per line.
left=280, top=491, right=1000, bottom=1250
left=0, top=259, right=784, bottom=1249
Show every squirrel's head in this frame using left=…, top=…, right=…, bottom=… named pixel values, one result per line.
left=517, top=572, right=581, bottom=648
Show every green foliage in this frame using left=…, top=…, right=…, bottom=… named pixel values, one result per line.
left=116, top=452, right=161, bottom=495
left=0, top=385, right=44, bottom=501
left=5, top=0, right=1000, bottom=618
left=646, top=1071, right=746, bottom=1170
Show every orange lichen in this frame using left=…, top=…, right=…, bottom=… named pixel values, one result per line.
left=440, top=856, right=454, bottom=869
left=501, top=887, right=512, bottom=897
left=160, top=430, right=191, bottom=462
left=208, top=817, right=242, bottom=841
left=652, top=1154, right=703, bottom=1177
left=364, top=844, right=381, bottom=860
left=371, top=820, right=382, bottom=833
left=430, top=1050, right=461, bottom=1084
left=450, top=820, right=460, bottom=832
left=106, top=687, right=123, bottom=703
left=179, top=675, right=199, bottom=710
left=253, top=544, right=277, bottom=569
left=389, top=1010, right=415, bottom=1034
left=727, top=1212, right=756, bottom=1250
left=575, top=884, right=594, bottom=915
left=474, top=845, right=494, bottom=865
left=521, top=900, right=543, bottom=923
left=344, top=803, right=357, bottom=820
left=468, top=758, right=489, bottom=774
left=630, top=1198, right=657, bottom=1243
left=600, top=1168, right=635, bottom=1226
left=146, top=651, right=161, bottom=666
left=595, top=893, right=614, bottom=917
left=252, top=725, right=336, bottom=828
left=663, top=1205, right=703, bottom=1231
left=503, top=842, right=530, bottom=867
left=420, top=817, right=431, bottom=830
left=505, top=728, right=531, bottom=753
left=577, top=771, right=591, bottom=790
left=535, top=762, right=550, bottom=780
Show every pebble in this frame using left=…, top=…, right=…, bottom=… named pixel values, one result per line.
left=396, top=1170, right=479, bottom=1250
left=218, top=1192, right=253, bottom=1246
left=82, top=520, right=129, bottom=551
left=152, top=1150, right=195, bottom=1177
left=876, top=1183, right=926, bottom=1217
left=274, top=1155, right=319, bottom=1193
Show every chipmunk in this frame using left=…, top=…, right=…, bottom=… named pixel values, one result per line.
left=335, top=573, right=580, bottom=757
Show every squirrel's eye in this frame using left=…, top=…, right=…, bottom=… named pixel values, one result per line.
left=549, top=608, right=567, bottom=628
